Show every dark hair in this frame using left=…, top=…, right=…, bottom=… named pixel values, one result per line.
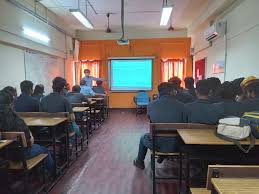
left=245, top=80, right=259, bottom=97
left=33, top=84, right=44, bottom=96
left=84, top=69, right=90, bottom=74
left=2, top=86, right=17, bottom=98
left=0, top=91, right=28, bottom=134
left=231, top=77, right=245, bottom=96
left=96, top=80, right=103, bottom=86
left=207, top=77, right=221, bottom=94
left=52, top=77, right=67, bottom=93
left=20, top=80, right=33, bottom=95
left=80, top=79, right=86, bottom=86
left=168, top=77, right=181, bottom=89
left=216, top=81, right=236, bottom=100
left=158, top=82, right=175, bottom=96
left=184, top=77, right=194, bottom=89
left=72, top=85, right=81, bottom=93
left=196, top=80, right=210, bottom=96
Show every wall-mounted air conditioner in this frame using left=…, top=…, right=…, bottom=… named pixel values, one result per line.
left=204, top=21, right=226, bottom=42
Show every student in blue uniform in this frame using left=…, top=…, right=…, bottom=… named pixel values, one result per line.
left=207, top=77, right=222, bottom=103
left=168, top=77, right=194, bottom=103
left=32, top=84, right=45, bottom=102
left=133, top=82, right=185, bottom=169
left=15, top=80, right=39, bottom=112
left=80, top=79, right=96, bottom=96
left=184, top=79, right=223, bottom=124
left=2, top=86, right=17, bottom=99
left=214, top=81, right=243, bottom=117
left=184, top=77, right=196, bottom=98
left=93, top=80, right=106, bottom=95
left=231, top=77, right=245, bottom=102
left=66, top=85, right=89, bottom=104
left=241, top=79, right=259, bottom=112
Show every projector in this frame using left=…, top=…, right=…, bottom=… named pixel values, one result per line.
left=117, top=38, right=129, bottom=45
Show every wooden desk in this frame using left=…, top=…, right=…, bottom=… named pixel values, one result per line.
left=177, top=129, right=259, bottom=145
left=211, top=178, right=259, bottom=194
left=190, top=188, right=210, bottom=194
left=0, top=140, right=13, bottom=150
left=22, top=117, right=67, bottom=127
left=83, top=101, right=96, bottom=105
left=21, top=116, right=68, bottom=177
left=88, top=97, right=104, bottom=101
left=73, top=107, right=89, bottom=113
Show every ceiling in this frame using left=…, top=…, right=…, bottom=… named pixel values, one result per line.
left=40, top=0, right=210, bottom=31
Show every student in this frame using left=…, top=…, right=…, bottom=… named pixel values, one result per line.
left=15, top=80, right=39, bottom=112
left=184, top=79, right=223, bottom=124
left=214, top=81, right=243, bottom=117
left=40, top=77, right=74, bottom=120
left=0, top=91, right=53, bottom=172
left=80, top=79, right=96, bottom=96
left=81, top=69, right=105, bottom=88
left=231, top=77, right=245, bottom=102
left=168, top=77, right=194, bottom=103
left=207, top=77, right=222, bottom=103
left=93, top=80, right=106, bottom=95
left=2, top=86, right=17, bottom=99
left=241, top=79, right=259, bottom=112
left=66, top=85, right=90, bottom=104
left=133, top=82, right=185, bottom=170
left=184, top=77, right=196, bottom=97
left=32, top=84, right=45, bottom=102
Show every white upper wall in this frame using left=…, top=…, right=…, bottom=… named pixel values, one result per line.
left=0, top=0, right=75, bottom=58
left=189, top=0, right=259, bottom=82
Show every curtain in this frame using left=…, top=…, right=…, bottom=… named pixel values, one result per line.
left=80, top=60, right=100, bottom=85
left=161, top=59, right=185, bottom=82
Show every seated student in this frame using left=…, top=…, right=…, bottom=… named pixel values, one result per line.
left=214, top=81, right=243, bottom=117
left=80, top=79, right=96, bottom=96
left=32, top=84, right=45, bottom=102
left=184, top=79, right=223, bottom=124
left=241, top=79, right=259, bottom=112
left=15, top=80, right=39, bottom=112
left=168, top=77, right=194, bottom=103
left=231, top=77, right=245, bottom=102
left=207, top=77, right=222, bottom=103
left=133, top=82, right=185, bottom=169
left=66, top=85, right=89, bottom=104
left=40, top=77, right=74, bottom=120
left=0, top=91, right=53, bottom=172
left=93, top=80, right=106, bottom=95
left=184, top=77, right=196, bottom=97
left=2, top=86, right=17, bottom=99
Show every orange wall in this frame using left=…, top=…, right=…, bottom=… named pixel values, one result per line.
left=80, top=38, right=192, bottom=108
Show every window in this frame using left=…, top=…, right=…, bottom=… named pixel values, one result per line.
left=161, top=59, right=185, bottom=82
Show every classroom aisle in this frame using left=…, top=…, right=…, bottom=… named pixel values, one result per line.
left=50, top=110, right=178, bottom=194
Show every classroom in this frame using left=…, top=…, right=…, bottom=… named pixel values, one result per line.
left=0, top=0, right=259, bottom=194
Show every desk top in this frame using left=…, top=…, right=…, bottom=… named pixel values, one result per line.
left=73, top=107, right=89, bottom=112
left=177, top=129, right=259, bottom=145
left=0, top=140, right=13, bottom=150
left=82, top=101, right=96, bottom=105
left=22, top=117, right=67, bottom=127
left=211, top=178, right=259, bottom=194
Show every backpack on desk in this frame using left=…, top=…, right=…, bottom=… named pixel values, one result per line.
left=217, top=117, right=255, bottom=153
left=243, top=112, right=259, bottom=138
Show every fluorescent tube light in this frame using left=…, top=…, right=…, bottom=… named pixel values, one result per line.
left=160, top=6, right=173, bottom=26
left=23, top=27, right=50, bottom=43
left=69, top=9, right=94, bottom=29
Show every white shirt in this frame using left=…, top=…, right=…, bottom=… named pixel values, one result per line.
left=82, top=76, right=104, bottom=88
left=80, top=86, right=96, bottom=96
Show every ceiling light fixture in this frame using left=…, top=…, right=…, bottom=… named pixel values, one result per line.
left=23, top=27, right=50, bottom=43
left=69, top=0, right=93, bottom=29
left=160, top=0, right=173, bottom=26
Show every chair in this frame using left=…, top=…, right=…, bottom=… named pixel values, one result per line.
left=133, top=91, right=150, bottom=114
left=1, top=132, right=48, bottom=194
left=150, top=123, right=216, bottom=194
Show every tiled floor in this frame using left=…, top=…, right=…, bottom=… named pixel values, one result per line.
left=50, top=110, right=178, bottom=194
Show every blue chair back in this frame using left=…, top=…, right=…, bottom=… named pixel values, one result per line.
left=136, top=91, right=149, bottom=105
